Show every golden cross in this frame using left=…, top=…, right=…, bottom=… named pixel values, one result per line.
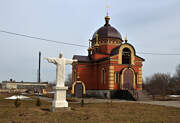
left=124, top=33, right=128, bottom=42
left=96, top=34, right=99, bottom=41
left=106, top=5, right=110, bottom=16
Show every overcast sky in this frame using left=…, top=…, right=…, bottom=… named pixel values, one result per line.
left=0, top=0, right=180, bottom=82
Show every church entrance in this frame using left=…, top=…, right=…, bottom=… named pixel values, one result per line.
left=75, top=83, right=83, bottom=98
left=123, top=69, right=134, bottom=90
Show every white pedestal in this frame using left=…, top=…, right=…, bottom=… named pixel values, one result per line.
left=52, top=86, right=68, bottom=108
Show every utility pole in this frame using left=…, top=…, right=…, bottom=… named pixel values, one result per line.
left=38, top=51, right=41, bottom=83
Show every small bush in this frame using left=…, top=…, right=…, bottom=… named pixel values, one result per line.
left=110, top=100, right=113, bottom=107
left=81, top=99, right=84, bottom=107
left=14, top=98, right=21, bottom=108
left=36, top=98, right=41, bottom=107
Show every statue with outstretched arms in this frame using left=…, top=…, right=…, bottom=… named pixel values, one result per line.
left=45, top=53, right=78, bottom=87
left=45, top=53, right=77, bottom=109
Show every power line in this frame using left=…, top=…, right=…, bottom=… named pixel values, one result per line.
left=0, top=30, right=87, bottom=47
left=0, top=29, right=180, bottom=56
left=137, top=52, right=180, bottom=56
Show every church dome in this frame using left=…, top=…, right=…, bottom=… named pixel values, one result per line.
left=92, top=16, right=122, bottom=40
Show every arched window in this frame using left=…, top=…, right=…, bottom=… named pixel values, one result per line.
left=122, top=48, right=131, bottom=64
left=101, top=68, right=106, bottom=84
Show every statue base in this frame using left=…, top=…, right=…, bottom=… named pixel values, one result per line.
left=52, top=86, right=68, bottom=109
left=51, top=107, right=71, bottom=112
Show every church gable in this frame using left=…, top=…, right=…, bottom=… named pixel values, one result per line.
left=118, top=43, right=136, bottom=65
left=110, top=43, right=140, bottom=65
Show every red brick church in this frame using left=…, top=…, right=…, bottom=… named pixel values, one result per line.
left=72, top=13, right=145, bottom=99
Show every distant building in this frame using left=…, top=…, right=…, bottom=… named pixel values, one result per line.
left=1, top=80, right=48, bottom=91
left=72, top=14, right=145, bottom=99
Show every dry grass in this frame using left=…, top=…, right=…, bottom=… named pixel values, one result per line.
left=0, top=93, right=180, bottom=123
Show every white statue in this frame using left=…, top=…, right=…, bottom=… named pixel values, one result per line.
left=45, top=53, right=77, bottom=109
left=45, top=53, right=77, bottom=87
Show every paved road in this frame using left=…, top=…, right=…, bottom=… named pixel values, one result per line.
left=39, top=96, right=180, bottom=108
left=137, top=101, right=180, bottom=108
left=75, top=98, right=180, bottom=108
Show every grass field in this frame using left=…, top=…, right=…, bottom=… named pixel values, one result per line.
left=0, top=94, right=180, bottom=123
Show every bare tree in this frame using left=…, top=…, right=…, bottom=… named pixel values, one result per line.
left=145, top=73, right=170, bottom=99
left=175, top=64, right=180, bottom=80
left=168, top=64, right=180, bottom=94
left=65, top=73, right=72, bottom=88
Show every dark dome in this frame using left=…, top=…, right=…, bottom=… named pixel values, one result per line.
left=92, top=16, right=122, bottom=40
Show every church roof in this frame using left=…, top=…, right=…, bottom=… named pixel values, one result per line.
left=92, top=16, right=122, bottom=40
left=73, top=55, right=109, bottom=63
left=110, top=45, right=121, bottom=55
left=73, top=55, right=90, bottom=62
